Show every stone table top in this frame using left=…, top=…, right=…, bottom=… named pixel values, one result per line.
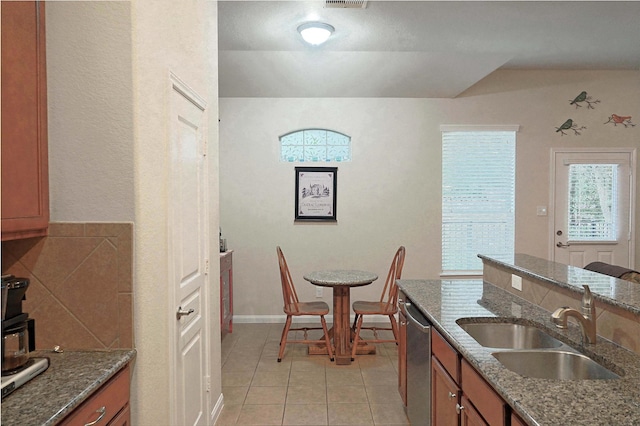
left=303, top=270, right=378, bottom=287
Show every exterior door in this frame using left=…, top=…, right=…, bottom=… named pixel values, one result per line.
left=552, top=149, right=635, bottom=268
left=169, top=74, right=209, bottom=426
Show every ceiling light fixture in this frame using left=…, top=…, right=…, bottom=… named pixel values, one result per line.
left=297, top=22, right=334, bottom=46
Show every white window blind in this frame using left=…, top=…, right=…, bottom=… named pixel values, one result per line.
left=568, top=164, right=618, bottom=241
left=442, top=129, right=516, bottom=274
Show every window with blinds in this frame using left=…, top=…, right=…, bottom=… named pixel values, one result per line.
left=568, top=164, right=618, bottom=241
left=441, top=128, right=517, bottom=275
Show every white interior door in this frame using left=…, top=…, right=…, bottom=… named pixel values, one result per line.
left=169, top=74, right=209, bottom=426
left=552, top=149, right=635, bottom=268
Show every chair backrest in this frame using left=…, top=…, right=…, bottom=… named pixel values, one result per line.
left=379, top=246, right=406, bottom=309
left=277, top=246, right=300, bottom=314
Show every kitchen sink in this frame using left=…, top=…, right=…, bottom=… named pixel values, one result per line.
left=457, top=321, right=564, bottom=349
left=492, top=350, right=620, bottom=380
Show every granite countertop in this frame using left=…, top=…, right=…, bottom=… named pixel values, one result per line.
left=398, top=279, right=640, bottom=426
left=1, top=349, right=136, bottom=426
left=479, top=253, right=640, bottom=315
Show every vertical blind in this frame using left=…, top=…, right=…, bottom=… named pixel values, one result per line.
left=442, top=130, right=516, bottom=274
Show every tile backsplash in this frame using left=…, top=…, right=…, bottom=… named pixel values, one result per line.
left=2, top=223, right=133, bottom=350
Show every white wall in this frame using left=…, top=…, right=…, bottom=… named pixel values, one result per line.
left=46, top=1, right=221, bottom=424
left=132, top=0, right=220, bottom=424
left=47, top=2, right=134, bottom=221
left=220, top=70, right=640, bottom=319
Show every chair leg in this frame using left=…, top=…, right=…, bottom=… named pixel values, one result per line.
left=389, top=314, right=399, bottom=344
left=278, top=316, right=293, bottom=362
left=352, top=314, right=359, bottom=332
left=320, top=315, right=334, bottom=361
left=351, top=314, right=364, bottom=361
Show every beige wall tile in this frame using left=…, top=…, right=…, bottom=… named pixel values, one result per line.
left=1, top=222, right=134, bottom=350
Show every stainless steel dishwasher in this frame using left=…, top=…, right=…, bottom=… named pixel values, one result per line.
left=402, top=295, right=432, bottom=425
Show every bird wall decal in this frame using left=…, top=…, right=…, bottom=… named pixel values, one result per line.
left=555, top=119, right=586, bottom=136
left=569, top=91, right=601, bottom=109
left=604, top=114, right=635, bottom=128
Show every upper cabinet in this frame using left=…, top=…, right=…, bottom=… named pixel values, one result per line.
left=1, top=1, right=49, bottom=241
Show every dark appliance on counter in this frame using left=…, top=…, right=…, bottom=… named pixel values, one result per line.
left=1, top=275, right=48, bottom=398
left=399, top=291, right=432, bottom=425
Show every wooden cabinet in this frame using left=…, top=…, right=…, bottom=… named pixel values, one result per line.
left=60, top=364, right=131, bottom=425
left=431, top=329, right=506, bottom=426
left=1, top=1, right=49, bottom=241
left=220, top=251, right=233, bottom=335
left=397, top=306, right=407, bottom=406
left=431, top=357, right=460, bottom=426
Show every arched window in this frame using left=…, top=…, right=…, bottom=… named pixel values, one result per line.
left=280, top=129, right=351, bottom=162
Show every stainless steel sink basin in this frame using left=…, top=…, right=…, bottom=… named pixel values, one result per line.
left=492, top=350, right=620, bottom=380
left=458, top=322, right=564, bottom=349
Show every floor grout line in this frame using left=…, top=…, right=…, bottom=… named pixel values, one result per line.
left=218, top=323, right=408, bottom=425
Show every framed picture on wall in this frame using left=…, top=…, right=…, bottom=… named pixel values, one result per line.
left=295, top=167, right=337, bottom=221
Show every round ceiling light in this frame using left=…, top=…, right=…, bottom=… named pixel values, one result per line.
left=297, top=22, right=335, bottom=46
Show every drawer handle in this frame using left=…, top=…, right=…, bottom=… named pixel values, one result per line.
left=85, top=406, right=106, bottom=426
left=448, top=391, right=456, bottom=399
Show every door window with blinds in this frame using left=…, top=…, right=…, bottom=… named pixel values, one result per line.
left=441, top=126, right=518, bottom=275
left=567, top=163, right=618, bottom=241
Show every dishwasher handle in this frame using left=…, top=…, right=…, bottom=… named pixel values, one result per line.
left=404, top=301, right=431, bottom=332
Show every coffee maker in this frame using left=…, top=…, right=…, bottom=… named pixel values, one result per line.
left=1, top=275, right=35, bottom=374
left=1, top=275, right=48, bottom=398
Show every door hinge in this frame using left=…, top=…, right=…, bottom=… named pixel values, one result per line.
left=206, top=375, right=211, bottom=393
left=205, top=259, right=210, bottom=275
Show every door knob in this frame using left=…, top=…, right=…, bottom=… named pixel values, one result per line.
left=556, top=242, right=571, bottom=248
left=176, top=306, right=195, bottom=319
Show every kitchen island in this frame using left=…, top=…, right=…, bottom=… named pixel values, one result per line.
left=397, top=276, right=640, bottom=425
left=1, top=349, right=136, bottom=426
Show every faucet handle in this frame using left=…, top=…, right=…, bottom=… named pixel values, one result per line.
left=582, top=285, right=593, bottom=308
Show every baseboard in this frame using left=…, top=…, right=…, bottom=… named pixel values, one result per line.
left=232, top=314, right=396, bottom=324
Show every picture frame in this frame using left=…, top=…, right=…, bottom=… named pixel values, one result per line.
left=295, top=167, right=337, bottom=221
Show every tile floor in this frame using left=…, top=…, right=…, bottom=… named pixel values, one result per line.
left=216, top=322, right=410, bottom=426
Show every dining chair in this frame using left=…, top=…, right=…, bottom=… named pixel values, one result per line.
left=351, top=246, right=406, bottom=360
left=276, top=246, right=334, bottom=362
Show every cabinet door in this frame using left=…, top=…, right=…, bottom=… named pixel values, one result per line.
left=432, top=357, right=460, bottom=426
left=460, top=395, right=488, bottom=426
left=1, top=1, right=49, bottom=240
left=461, top=359, right=506, bottom=426
left=397, top=309, right=407, bottom=406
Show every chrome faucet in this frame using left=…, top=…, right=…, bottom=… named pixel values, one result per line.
left=551, top=285, right=597, bottom=344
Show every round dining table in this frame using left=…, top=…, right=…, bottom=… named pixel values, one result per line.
left=304, top=270, right=378, bottom=365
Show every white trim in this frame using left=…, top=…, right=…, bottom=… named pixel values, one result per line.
left=440, top=124, right=520, bottom=132
left=233, top=314, right=394, bottom=324
left=549, top=147, right=636, bottom=268
left=210, top=393, right=224, bottom=426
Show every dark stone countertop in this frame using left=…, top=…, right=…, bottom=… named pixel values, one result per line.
left=479, top=253, right=640, bottom=315
left=397, top=279, right=640, bottom=426
left=1, top=349, right=136, bottom=426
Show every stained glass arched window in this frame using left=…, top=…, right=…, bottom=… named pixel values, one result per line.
left=280, top=129, right=351, bottom=162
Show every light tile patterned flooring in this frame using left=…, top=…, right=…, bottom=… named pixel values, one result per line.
left=216, top=323, right=410, bottom=426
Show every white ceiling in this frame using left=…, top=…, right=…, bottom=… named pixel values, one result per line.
left=218, top=1, right=640, bottom=98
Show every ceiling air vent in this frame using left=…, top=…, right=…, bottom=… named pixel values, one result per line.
left=325, top=0, right=368, bottom=9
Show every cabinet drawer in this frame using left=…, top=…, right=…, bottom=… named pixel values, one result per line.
left=61, top=365, right=130, bottom=426
left=432, top=329, right=459, bottom=383
left=461, top=359, right=505, bottom=426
